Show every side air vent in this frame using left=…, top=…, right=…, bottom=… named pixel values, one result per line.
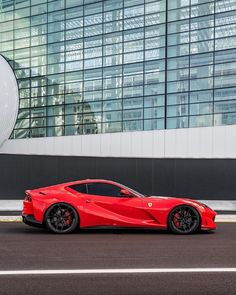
left=39, top=191, right=46, bottom=195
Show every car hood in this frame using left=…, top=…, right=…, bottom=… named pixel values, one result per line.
left=148, top=195, right=185, bottom=200
left=147, top=195, right=202, bottom=205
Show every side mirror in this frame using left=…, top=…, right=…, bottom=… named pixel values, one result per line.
left=120, top=189, right=134, bottom=198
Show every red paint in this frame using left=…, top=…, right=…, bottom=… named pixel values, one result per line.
left=22, top=179, right=216, bottom=231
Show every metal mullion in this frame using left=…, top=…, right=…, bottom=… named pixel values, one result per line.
left=142, top=0, right=146, bottom=131
left=188, top=1, right=191, bottom=129
left=82, top=0, right=85, bottom=135
left=164, top=0, right=168, bottom=129
left=29, top=0, right=32, bottom=138
left=213, top=0, right=216, bottom=127
left=121, top=0, right=124, bottom=132
left=63, top=2, right=66, bottom=136
left=101, top=0, right=104, bottom=134
left=46, top=0, right=49, bottom=137
left=12, top=1, right=17, bottom=138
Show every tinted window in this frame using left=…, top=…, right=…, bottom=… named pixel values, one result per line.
left=70, top=184, right=87, bottom=194
left=87, top=183, right=121, bottom=197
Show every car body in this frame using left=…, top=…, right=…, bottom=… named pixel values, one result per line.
left=22, top=179, right=216, bottom=234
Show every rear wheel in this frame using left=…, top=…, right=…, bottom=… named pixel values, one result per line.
left=45, top=203, right=79, bottom=234
left=168, top=205, right=200, bottom=234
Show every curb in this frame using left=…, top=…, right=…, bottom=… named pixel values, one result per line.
left=0, top=215, right=236, bottom=223
left=215, top=215, right=236, bottom=222
left=0, top=216, right=22, bottom=222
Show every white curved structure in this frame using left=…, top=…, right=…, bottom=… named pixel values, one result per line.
left=0, top=55, right=19, bottom=147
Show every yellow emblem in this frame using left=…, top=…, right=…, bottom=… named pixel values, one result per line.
left=148, top=202, right=153, bottom=208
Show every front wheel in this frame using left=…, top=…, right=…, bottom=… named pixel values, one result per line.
left=45, top=203, right=79, bottom=234
left=168, top=205, right=200, bottom=234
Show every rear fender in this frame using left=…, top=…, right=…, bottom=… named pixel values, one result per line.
left=42, top=202, right=80, bottom=226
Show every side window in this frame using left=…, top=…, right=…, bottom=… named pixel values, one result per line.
left=69, top=184, right=87, bottom=194
left=87, top=183, right=121, bottom=197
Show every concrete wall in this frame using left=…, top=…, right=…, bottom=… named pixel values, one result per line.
left=0, top=154, right=235, bottom=200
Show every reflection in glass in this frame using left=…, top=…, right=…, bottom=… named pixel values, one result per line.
left=0, top=0, right=236, bottom=138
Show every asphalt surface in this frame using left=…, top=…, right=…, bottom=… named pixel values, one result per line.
left=0, top=222, right=235, bottom=295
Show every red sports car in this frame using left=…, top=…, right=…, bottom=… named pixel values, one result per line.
left=22, top=179, right=216, bottom=234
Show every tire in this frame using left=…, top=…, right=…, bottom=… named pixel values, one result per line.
left=168, top=205, right=200, bottom=234
left=44, top=203, right=79, bottom=234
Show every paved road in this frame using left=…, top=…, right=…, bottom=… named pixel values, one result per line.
left=0, top=223, right=235, bottom=294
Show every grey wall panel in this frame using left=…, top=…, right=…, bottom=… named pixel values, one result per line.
left=2, top=125, right=236, bottom=159
left=0, top=154, right=235, bottom=200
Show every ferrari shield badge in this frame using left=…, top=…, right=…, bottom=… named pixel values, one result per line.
left=148, top=202, right=153, bottom=208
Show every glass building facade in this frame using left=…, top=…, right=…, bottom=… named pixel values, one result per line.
left=0, top=0, right=236, bottom=139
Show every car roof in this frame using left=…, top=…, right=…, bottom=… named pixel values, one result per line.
left=66, top=179, right=119, bottom=186
left=31, top=179, right=121, bottom=193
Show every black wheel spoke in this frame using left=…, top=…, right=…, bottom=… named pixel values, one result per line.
left=170, top=206, right=199, bottom=234
left=46, top=204, right=77, bottom=233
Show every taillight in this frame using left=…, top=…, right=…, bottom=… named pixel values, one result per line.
left=25, top=193, right=32, bottom=202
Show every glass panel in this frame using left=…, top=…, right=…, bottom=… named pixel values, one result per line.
left=189, top=115, right=213, bottom=127
left=167, top=93, right=189, bottom=105
left=214, top=113, right=236, bottom=126
left=123, top=120, right=143, bottom=131
left=144, top=119, right=165, bottom=130
left=190, top=103, right=213, bottom=115
left=214, top=75, right=236, bottom=89
left=214, top=87, right=236, bottom=101
left=167, top=117, right=188, bottom=129
left=190, top=90, right=213, bottom=103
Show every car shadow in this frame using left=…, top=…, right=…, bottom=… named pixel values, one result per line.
left=15, top=225, right=216, bottom=236
left=78, top=228, right=216, bottom=235
left=2, top=222, right=216, bottom=236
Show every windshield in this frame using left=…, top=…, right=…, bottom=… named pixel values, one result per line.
left=117, top=182, right=146, bottom=198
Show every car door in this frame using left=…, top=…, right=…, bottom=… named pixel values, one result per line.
left=82, top=182, right=154, bottom=228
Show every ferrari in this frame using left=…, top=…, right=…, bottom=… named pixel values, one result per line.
left=22, top=179, right=216, bottom=234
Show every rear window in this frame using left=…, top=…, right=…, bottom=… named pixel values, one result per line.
left=69, top=184, right=87, bottom=194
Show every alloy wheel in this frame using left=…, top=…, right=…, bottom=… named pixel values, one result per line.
left=45, top=203, right=78, bottom=234
left=168, top=205, right=200, bottom=234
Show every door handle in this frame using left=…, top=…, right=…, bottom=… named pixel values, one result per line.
left=85, top=199, right=91, bottom=203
